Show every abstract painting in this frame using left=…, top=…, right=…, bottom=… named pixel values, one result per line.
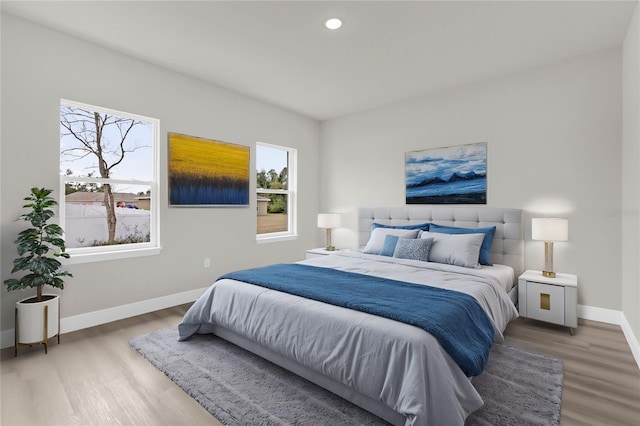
left=405, top=142, right=487, bottom=204
left=168, top=133, right=250, bottom=206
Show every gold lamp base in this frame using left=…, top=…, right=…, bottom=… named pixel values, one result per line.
left=324, top=229, right=335, bottom=251
left=542, top=241, right=557, bottom=278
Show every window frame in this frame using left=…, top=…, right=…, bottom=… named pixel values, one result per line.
left=59, top=99, right=161, bottom=264
left=256, top=141, right=297, bottom=243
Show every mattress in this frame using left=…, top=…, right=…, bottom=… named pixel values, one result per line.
left=179, top=251, right=519, bottom=425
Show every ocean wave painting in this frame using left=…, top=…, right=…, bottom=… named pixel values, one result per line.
left=405, top=142, right=487, bottom=204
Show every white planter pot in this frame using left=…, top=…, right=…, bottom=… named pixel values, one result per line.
left=16, top=294, right=60, bottom=345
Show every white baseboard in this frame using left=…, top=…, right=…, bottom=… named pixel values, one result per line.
left=1, top=287, right=208, bottom=350
left=620, top=314, right=640, bottom=370
left=577, top=304, right=624, bottom=324
left=3, top=298, right=639, bottom=370
left=578, top=304, right=640, bottom=369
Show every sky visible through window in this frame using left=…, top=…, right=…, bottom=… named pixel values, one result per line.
left=60, top=122, right=153, bottom=181
left=256, top=144, right=287, bottom=174
left=60, top=105, right=153, bottom=195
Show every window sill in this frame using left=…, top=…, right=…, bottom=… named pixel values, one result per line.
left=62, top=246, right=162, bottom=265
left=256, top=234, right=298, bottom=244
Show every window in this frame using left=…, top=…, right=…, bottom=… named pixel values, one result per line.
left=256, top=142, right=297, bottom=241
left=59, top=99, right=160, bottom=263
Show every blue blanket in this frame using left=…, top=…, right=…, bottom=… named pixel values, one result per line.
left=219, top=263, right=495, bottom=377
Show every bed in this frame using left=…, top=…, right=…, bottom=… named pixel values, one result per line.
left=178, top=206, right=524, bottom=425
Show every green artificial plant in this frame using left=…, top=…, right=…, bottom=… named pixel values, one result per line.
left=4, top=187, right=72, bottom=301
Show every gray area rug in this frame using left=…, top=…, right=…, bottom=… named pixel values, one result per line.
left=129, top=327, right=562, bottom=426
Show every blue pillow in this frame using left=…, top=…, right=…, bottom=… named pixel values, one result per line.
left=371, top=222, right=430, bottom=232
left=380, top=235, right=400, bottom=256
left=428, top=223, right=496, bottom=266
left=393, top=237, right=434, bottom=262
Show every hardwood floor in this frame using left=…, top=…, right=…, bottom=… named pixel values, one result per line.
left=1, top=305, right=639, bottom=426
left=1, top=305, right=220, bottom=426
left=503, top=317, right=640, bottom=426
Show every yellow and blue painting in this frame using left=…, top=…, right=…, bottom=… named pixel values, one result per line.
left=405, top=142, right=487, bottom=204
left=168, top=133, right=250, bottom=206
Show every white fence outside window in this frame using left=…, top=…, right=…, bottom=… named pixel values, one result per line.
left=64, top=204, right=150, bottom=248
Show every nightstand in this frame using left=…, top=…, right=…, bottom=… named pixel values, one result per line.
left=518, top=270, right=578, bottom=335
left=305, top=247, right=340, bottom=259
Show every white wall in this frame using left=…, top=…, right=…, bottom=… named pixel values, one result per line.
left=321, top=48, right=623, bottom=311
left=0, top=14, right=320, bottom=333
left=2, top=9, right=637, bottom=346
left=622, top=4, right=640, bottom=340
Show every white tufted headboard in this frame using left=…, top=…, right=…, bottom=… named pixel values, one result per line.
left=358, top=206, right=524, bottom=278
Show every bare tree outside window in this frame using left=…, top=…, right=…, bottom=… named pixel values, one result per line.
left=60, top=100, right=157, bottom=250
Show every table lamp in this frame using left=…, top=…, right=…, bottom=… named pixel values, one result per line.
left=317, top=213, right=341, bottom=251
left=532, top=218, right=568, bottom=278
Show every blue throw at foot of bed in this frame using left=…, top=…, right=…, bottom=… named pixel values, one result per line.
left=219, top=263, right=494, bottom=377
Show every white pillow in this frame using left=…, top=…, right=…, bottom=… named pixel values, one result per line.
left=421, top=231, right=484, bottom=268
left=363, top=228, right=420, bottom=255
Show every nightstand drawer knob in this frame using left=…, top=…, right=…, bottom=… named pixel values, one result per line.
left=540, top=293, right=550, bottom=310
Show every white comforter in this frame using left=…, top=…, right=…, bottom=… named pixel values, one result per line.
left=179, top=251, right=519, bottom=426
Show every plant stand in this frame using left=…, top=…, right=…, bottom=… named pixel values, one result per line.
left=14, top=295, right=60, bottom=357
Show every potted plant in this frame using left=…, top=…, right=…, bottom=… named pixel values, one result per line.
left=4, top=187, right=72, bottom=355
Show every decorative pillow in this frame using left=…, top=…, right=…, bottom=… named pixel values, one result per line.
left=428, top=223, right=497, bottom=266
left=371, top=222, right=430, bottom=232
left=363, top=228, right=420, bottom=255
left=380, top=235, right=400, bottom=256
left=421, top=231, right=484, bottom=268
left=393, top=237, right=434, bottom=262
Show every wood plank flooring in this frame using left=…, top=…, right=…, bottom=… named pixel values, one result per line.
left=503, top=318, right=640, bottom=425
left=1, top=305, right=639, bottom=426
left=1, top=305, right=220, bottom=426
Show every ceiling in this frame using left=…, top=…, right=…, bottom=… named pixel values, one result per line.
left=2, top=1, right=637, bottom=121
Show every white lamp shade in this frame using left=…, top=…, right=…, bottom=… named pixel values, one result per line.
left=317, top=213, right=341, bottom=229
left=532, top=218, right=568, bottom=242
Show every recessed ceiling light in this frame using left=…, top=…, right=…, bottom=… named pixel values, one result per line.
left=325, top=18, right=342, bottom=30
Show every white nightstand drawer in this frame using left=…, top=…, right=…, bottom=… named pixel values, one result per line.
left=525, top=282, right=565, bottom=325
left=518, top=270, right=577, bottom=335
